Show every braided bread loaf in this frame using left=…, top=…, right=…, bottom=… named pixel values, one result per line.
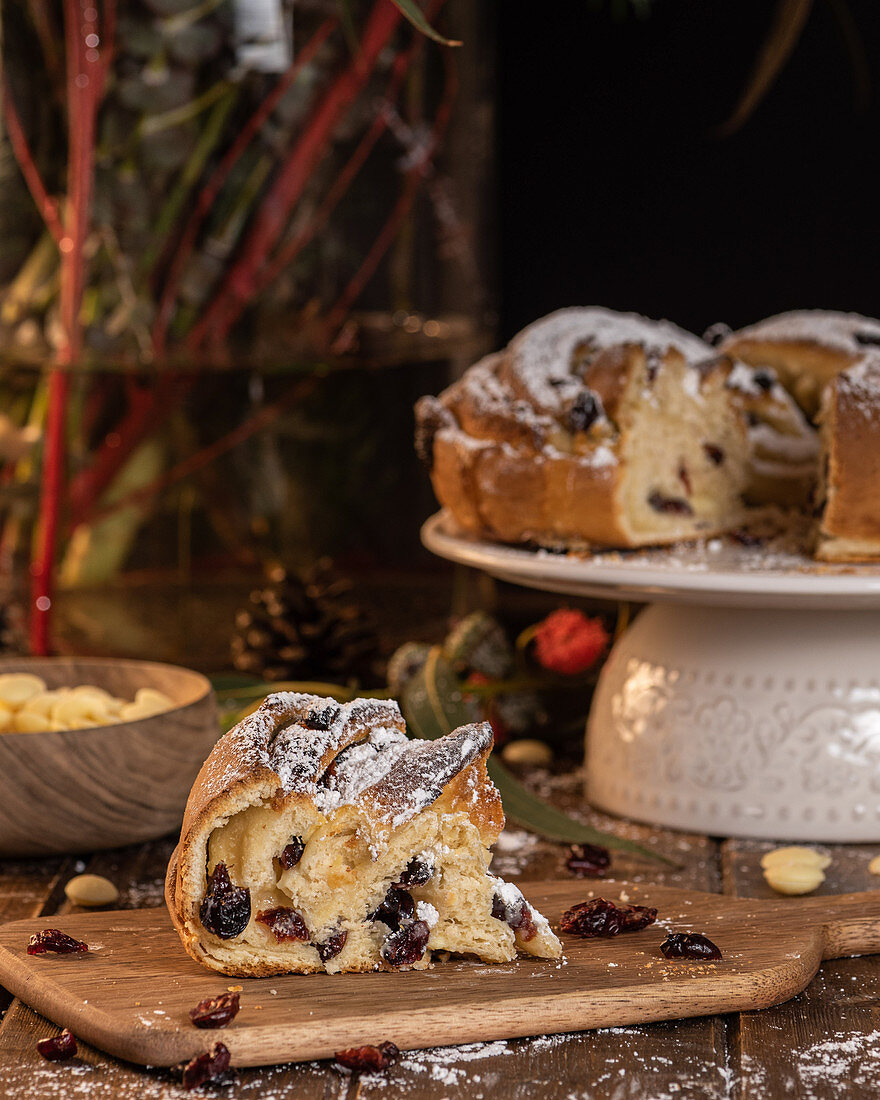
left=166, top=692, right=561, bottom=976
left=416, top=308, right=816, bottom=549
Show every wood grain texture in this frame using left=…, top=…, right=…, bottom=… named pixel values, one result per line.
left=724, top=839, right=880, bottom=1098
left=0, top=657, right=218, bottom=857
left=3, top=881, right=880, bottom=1070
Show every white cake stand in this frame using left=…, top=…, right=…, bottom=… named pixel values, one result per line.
left=422, top=511, right=880, bottom=843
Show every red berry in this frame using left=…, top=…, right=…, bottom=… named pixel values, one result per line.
left=533, top=609, right=609, bottom=675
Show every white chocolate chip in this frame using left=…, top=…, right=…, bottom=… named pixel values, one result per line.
left=64, top=874, right=119, bottom=907
left=501, top=739, right=553, bottom=767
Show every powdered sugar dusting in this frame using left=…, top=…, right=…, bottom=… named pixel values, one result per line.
left=725, top=309, right=880, bottom=358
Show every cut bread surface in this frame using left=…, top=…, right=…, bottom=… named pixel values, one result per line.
left=166, top=692, right=561, bottom=976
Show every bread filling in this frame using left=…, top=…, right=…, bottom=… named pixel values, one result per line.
left=201, top=800, right=555, bottom=973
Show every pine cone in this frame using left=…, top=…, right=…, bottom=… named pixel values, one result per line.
left=230, top=560, right=380, bottom=687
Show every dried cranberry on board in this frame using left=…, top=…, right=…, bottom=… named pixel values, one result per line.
left=27, top=929, right=89, bottom=956
left=36, top=1029, right=77, bottom=1062
left=661, top=932, right=723, bottom=961
left=199, top=862, right=251, bottom=940
left=256, top=906, right=309, bottom=942
left=566, top=844, right=611, bottom=878
left=179, top=1042, right=232, bottom=1090
left=560, top=898, right=658, bottom=938
left=381, top=920, right=430, bottom=968
left=334, top=1041, right=400, bottom=1072
left=316, top=929, right=348, bottom=962
left=189, top=992, right=240, bottom=1029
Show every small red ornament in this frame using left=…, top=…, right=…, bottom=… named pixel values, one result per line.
left=533, top=609, right=609, bottom=675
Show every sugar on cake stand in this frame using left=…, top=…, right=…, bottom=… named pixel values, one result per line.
left=422, top=511, right=880, bottom=843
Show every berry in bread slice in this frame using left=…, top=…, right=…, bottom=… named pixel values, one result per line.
left=165, top=692, right=561, bottom=975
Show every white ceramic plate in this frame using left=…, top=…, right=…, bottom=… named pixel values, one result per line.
left=421, top=511, right=880, bottom=610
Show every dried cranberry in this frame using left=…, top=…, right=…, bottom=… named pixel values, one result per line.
left=703, top=442, right=725, bottom=466
left=276, top=837, right=305, bottom=870
left=620, top=905, right=659, bottom=932
left=730, top=528, right=765, bottom=547
left=334, top=1041, right=400, bottom=1072
left=560, top=898, right=657, bottom=938
left=37, top=1029, right=77, bottom=1062
left=648, top=490, right=694, bottom=516
left=395, top=857, right=434, bottom=888
left=256, top=906, right=309, bottom=942
left=491, top=892, right=537, bottom=941
left=199, top=863, right=250, bottom=940
left=678, top=464, right=692, bottom=495
left=566, top=843, right=611, bottom=878
left=179, top=1042, right=232, bottom=1090
left=381, top=920, right=430, bottom=968
left=752, top=369, right=775, bottom=392
left=568, top=389, right=602, bottom=432
left=189, top=992, right=240, bottom=1029
left=27, top=929, right=89, bottom=956
left=303, top=706, right=339, bottom=731
left=661, top=932, right=722, bottom=961
left=370, top=886, right=415, bottom=931
left=317, top=929, right=348, bottom=962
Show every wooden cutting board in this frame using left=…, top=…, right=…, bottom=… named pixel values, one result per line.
left=2, top=880, right=880, bottom=1069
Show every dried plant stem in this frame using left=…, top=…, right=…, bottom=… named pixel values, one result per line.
left=324, top=51, right=457, bottom=342
left=83, top=375, right=319, bottom=527
left=151, top=16, right=339, bottom=356
left=253, top=0, right=445, bottom=301
left=187, top=0, right=404, bottom=351
left=1, top=82, right=65, bottom=245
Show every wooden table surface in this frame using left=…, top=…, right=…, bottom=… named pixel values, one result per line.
left=2, top=769, right=879, bottom=1099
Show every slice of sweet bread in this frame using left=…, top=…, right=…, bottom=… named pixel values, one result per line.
left=815, top=354, right=880, bottom=561
left=165, top=692, right=561, bottom=975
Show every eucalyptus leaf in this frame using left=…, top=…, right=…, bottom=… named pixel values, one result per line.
left=389, top=0, right=461, bottom=46
left=487, top=758, right=675, bottom=866
left=400, top=645, right=479, bottom=740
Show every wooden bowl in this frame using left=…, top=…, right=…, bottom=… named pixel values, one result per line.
left=0, top=657, right=218, bottom=857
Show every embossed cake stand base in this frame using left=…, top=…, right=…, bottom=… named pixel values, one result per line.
left=422, top=512, right=880, bottom=843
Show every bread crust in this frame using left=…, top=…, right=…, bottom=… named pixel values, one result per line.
left=165, top=692, right=521, bottom=976
left=816, top=356, right=880, bottom=561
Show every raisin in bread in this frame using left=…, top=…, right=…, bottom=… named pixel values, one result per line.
left=416, top=307, right=815, bottom=548
left=815, top=354, right=880, bottom=561
left=720, top=310, right=880, bottom=419
left=165, top=692, right=561, bottom=976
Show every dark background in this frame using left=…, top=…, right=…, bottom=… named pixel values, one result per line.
left=496, top=0, right=880, bottom=341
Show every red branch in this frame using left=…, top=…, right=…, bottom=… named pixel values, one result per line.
left=187, top=0, right=404, bottom=352
left=252, top=0, right=445, bottom=301
left=151, top=15, right=339, bottom=357
left=1, top=81, right=65, bottom=245
left=323, top=53, right=458, bottom=343
left=30, top=0, right=106, bottom=654
left=81, top=376, right=319, bottom=527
